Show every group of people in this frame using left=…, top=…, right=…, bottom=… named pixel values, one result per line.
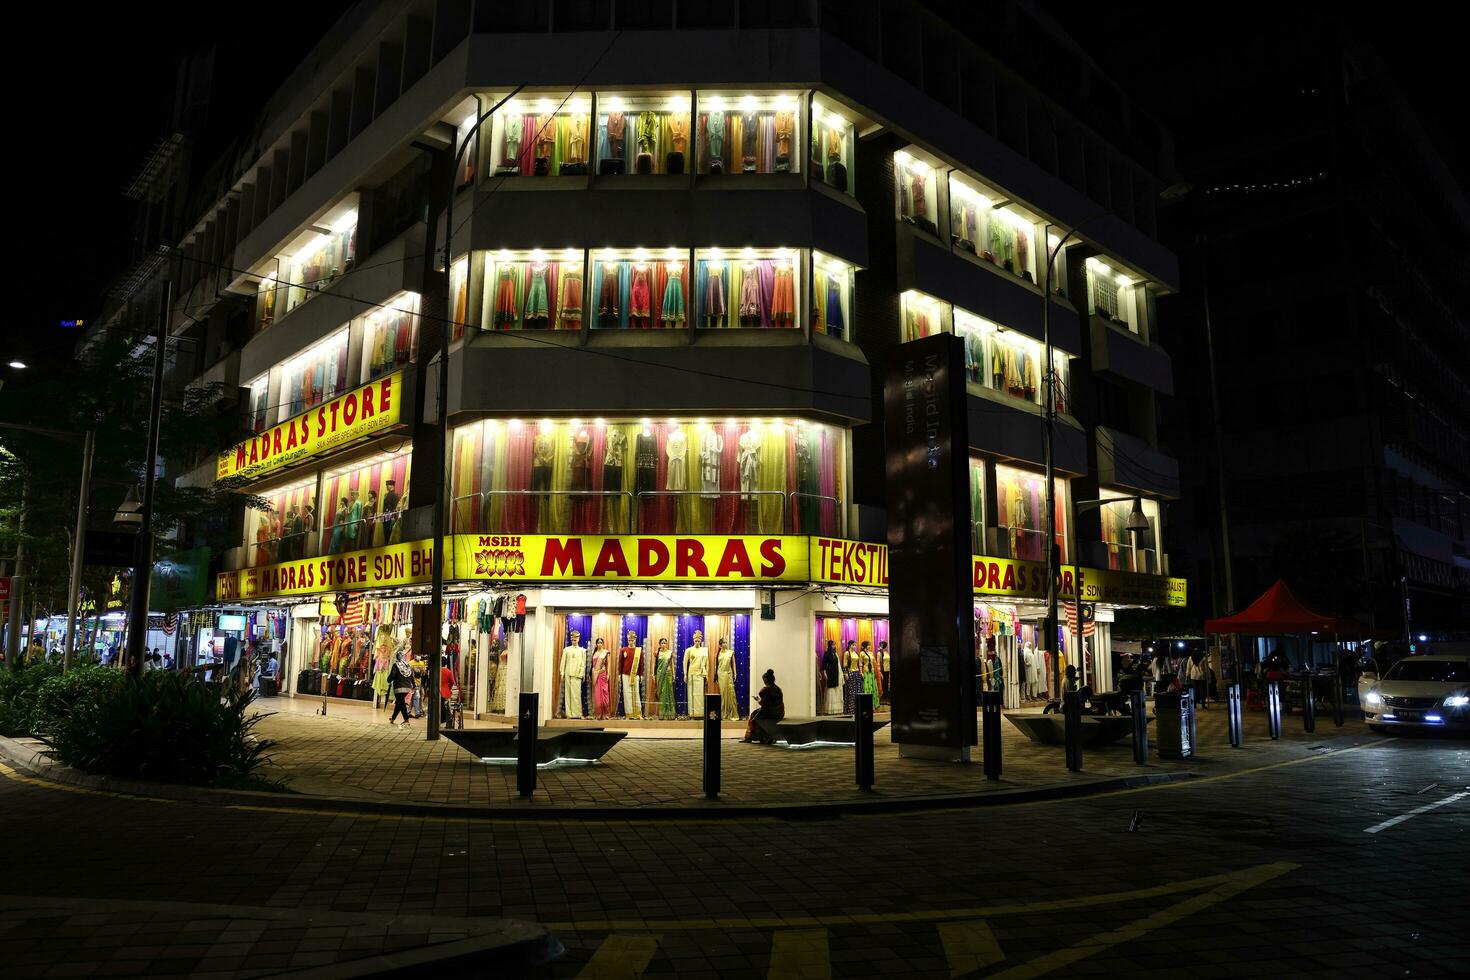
left=819, top=639, right=888, bottom=715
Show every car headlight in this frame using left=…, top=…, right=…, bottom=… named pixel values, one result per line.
left=1443, top=695, right=1469, bottom=708
left=1364, top=690, right=1382, bottom=706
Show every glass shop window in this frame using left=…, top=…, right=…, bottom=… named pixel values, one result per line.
left=894, top=150, right=939, bottom=234
left=810, top=96, right=855, bottom=194
left=695, top=248, right=801, bottom=329
left=454, top=110, right=480, bottom=188
left=362, top=292, right=420, bottom=381
left=245, top=374, right=270, bottom=433
left=244, top=478, right=318, bottom=568
left=900, top=290, right=950, bottom=342
left=811, top=252, right=854, bottom=339
left=449, top=256, right=469, bottom=341
left=995, top=463, right=1069, bottom=563
left=489, top=95, right=591, bottom=177
left=1086, top=258, right=1148, bottom=335
left=956, top=309, right=1071, bottom=413
left=279, top=328, right=349, bottom=419
left=1100, top=491, right=1161, bottom=574
left=696, top=91, right=801, bottom=175
left=948, top=173, right=1040, bottom=284
left=483, top=249, right=587, bottom=331
left=594, top=92, right=692, bottom=175
left=284, top=211, right=357, bottom=314
left=254, top=264, right=281, bottom=332
left=321, top=452, right=414, bottom=554
left=590, top=249, right=690, bottom=329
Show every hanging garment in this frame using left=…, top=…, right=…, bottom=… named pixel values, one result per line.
left=705, top=112, right=725, bottom=163
left=629, top=263, right=653, bottom=327
left=566, top=114, right=588, bottom=164
left=665, top=429, right=689, bottom=491
left=740, top=111, right=759, bottom=171
left=592, top=650, right=610, bottom=718
left=910, top=171, right=927, bottom=220
left=668, top=115, right=688, bottom=156
left=823, top=274, right=845, bottom=337
left=704, top=263, right=727, bottom=327
left=660, top=267, right=686, bottom=326
left=635, top=111, right=658, bottom=155
left=493, top=649, right=509, bottom=711
left=635, top=431, right=657, bottom=494
left=603, top=428, right=627, bottom=490
left=861, top=652, right=880, bottom=708
left=843, top=667, right=863, bottom=714
left=738, top=430, right=761, bottom=500
left=655, top=650, right=676, bottom=718
left=559, top=269, right=583, bottom=329
left=524, top=264, right=551, bottom=324
left=598, top=260, right=621, bottom=325
left=569, top=429, right=592, bottom=490
left=684, top=645, right=709, bottom=716
left=532, top=433, right=555, bottom=492
left=502, top=114, right=522, bottom=168
left=738, top=263, right=761, bottom=327
left=493, top=266, right=518, bottom=328
left=605, top=112, right=625, bottom=158
left=717, top=647, right=738, bottom=719
left=771, top=263, right=795, bottom=327
left=699, top=429, right=723, bottom=499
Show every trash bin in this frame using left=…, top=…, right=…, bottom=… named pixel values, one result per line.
left=1154, top=690, right=1195, bottom=759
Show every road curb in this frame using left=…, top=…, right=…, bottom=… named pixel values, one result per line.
left=0, top=733, right=1194, bottom=819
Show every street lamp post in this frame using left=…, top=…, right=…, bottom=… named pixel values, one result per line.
left=125, top=275, right=172, bottom=680
left=425, top=88, right=523, bottom=741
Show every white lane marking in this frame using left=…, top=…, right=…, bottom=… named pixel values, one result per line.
left=1364, top=791, right=1469, bottom=834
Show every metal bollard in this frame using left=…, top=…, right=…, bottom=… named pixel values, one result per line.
left=1130, top=690, right=1149, bottom=765
left=855, top=693, right=875, bottom=790
left=1063, top=691, right=1083, bottom=772
left=1267, top=681, right=1283, bottom=740
left=1302, top=677, right=1316, bottom=733
left=980, top=690, right=1002, bottom=780
left=1331, top=674, right=1344, bottom=727
left=517, top=692, right=538, bottom=798
left=1227, top=683, right=1243, bottom=748
left=703, top=692, right=721, bottom=800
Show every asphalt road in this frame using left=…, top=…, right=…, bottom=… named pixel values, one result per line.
left=1, top=734, right=1466, bottom=977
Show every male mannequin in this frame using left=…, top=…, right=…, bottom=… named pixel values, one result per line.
left=683, top=629, right=710, bottom=717
left=618, top=630, right=642, bottom=719
left=879, top=641, right=891, bottom=703
left=1021, top=641, right=1038, bottom=699
left=560, top=629, right=587, bottom=719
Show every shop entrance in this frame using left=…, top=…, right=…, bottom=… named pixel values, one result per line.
left=815, top=616, right=889, bottom=716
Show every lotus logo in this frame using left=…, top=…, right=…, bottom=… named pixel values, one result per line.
left=476, top=548, right=525, bottom=577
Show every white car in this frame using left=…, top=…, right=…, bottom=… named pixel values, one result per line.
left=1359, top=654, right=1470, bottom=732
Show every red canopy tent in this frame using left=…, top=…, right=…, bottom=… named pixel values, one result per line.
left=1205, top=580, right=1348, bottom=635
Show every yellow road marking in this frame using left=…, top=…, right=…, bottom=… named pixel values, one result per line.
left=576, top=933, right=660, bottom=979
left=938, top=920, right=1004, bottom=977
left=987, top=861, right=1297, bottom=979
left=0, top=763, right=174, bottom=804
left=543, top=863, right=1297, bottom=932
left=768, top=929, right=830, bottom=980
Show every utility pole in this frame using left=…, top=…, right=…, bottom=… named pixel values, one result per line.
left=125, top=274, right=172, bottom=679
left=4, top=476, right=28, bottom=670
left=64, top=430, right=95, bottom=670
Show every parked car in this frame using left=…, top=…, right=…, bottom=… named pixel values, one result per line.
left=1359, top=654, right=1470, bottom=732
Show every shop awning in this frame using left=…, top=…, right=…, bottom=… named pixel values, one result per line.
left=1204, top=580, right=1350, bottom=635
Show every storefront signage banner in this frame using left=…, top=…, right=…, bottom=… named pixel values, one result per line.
left=215, top=371, right=405, bottom=483
left=455, top=534, right=810, bottom=583
left=1079, top=567, right=1188, bottom=608
left=810, top=537, right=889, bottom=587
left=216, top=538, right=435, bottom=601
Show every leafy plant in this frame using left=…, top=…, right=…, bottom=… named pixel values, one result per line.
left=28, top=665, right=120, bottom=737
left=0, top=663, right=61, bottom=737
left=39, top=671, right=278, bottom=787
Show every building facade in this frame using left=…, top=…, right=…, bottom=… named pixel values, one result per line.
left=91, top=0, right=1184, bottom=725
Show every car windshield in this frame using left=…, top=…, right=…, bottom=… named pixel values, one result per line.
left=1384, top=659, right=1468, bottom=683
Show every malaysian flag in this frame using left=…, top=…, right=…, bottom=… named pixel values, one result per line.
left=339, top=593, right=365, bottom=627
left=1064, top=602, right=1096, bottom=637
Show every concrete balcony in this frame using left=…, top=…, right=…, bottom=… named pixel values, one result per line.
left=968, top=386, right=1086, bottom=475
left=1094, top=425, right=1180, bottom=499
left=1089, top=315, right=1173, bottom=395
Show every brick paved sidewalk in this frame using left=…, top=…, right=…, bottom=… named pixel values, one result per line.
left=233, top=696, right=1374, bottom=810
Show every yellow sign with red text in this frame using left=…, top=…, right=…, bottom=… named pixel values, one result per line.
left=216, top=539, right=436, bottom=601
left=456, top=534, right=810, bottom=584
left=215, top=371, right=405, bottom=483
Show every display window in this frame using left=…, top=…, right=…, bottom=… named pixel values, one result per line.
left=894, top=150, right=939, bottom=234
left=552, top=611, right=751, bottom=721
left=695, top=247, right=800, bottom=329
left=696, top=91, right=801, bottom=175
left=454, top=109, right=480, bottom=189
left=1086, top=257, right=1148, bottom=335
left=301, top=598, right=420, bottom=700
left=450, top=416, right=846, bottom=536
left=321, top=451, right=412, bottom=554
left=362, top=292, right=420, bottom=381
left=590, top=249, right=689, bottom=329
left=995, top=463, right=1069, bottom=563
left=245, top=374, right=270, bottom=433
left=815, top=616, right=890, bottom=716
left=245, top=477, right=317, bottom=568
left=465, top=595, right=516, bottom=715
left=900, top=290, right=949, bottom=341
left=483, top=249, right=585, bottom=331
left=810, top=96, right=854, bottom=194
left=811, top=251, right=853, bottom=339
left=449, top=256, right=469, bottom=340
left=1100, top=491, right=1161, bottom=573
left=975, top=606, right=1054, bottom=705
left=948, top=174, right=1040, bottom=283
left=594, top=93, right=691, bottom=176
left=254, top=269, right=280, bottom=332
left=281, top=328, right=349, bottom=419
left=284, top=210, right=357, bottom=315
left=489, top=94, right=591, bottom=177
left=968, top=457, right=986, bottom=554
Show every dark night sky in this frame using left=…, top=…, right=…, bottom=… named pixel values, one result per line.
left=11, top=3, right=1460, bottom=374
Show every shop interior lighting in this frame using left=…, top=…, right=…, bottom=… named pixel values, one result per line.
left=606, top=96, right=625, bottom=112
left=530, top=248, right=546, bottom=261
left=562, top=248, right=578, bottom=261
left=707, top=247, right=724, bottom=259
left=497, top=249, right=512, bottom=261
left=742, top=247, right=756, bottom=259
left=569, top=98, right=587, bottom=113
left=634, top=247, right=648, bottom=260
left=707, top=95, right=725, bottom=110
left=741, top=95, right=757, bottom=109
left=330, top=209, right=358, bottom=233
left=665, top=247, right=681, bottom=260
left=537, top=98, right=554, bottom=114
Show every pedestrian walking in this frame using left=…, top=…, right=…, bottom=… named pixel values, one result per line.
left=389, top=651, right=413, bottom=726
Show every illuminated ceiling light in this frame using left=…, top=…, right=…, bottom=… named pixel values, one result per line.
left=665, top=247, right=680, bottom=260
left=670, top=96, right=689, bottom=113
left=602, top=247, right=618, bottom=259
left=634, top=247, right=648, bottom=260
left=742, top=246, right=756, bottom=259
left=497, top=249, right=512, bottom=261
left=707, top=246, right=724, bottom=259
left=331, top=210, right=358, bottom=233
left=569, top=98, right=588, bottom=113
left=776, top=93, right=795, bottom=108
left=707, top=95, right=725, bottom=110
left=7, top=360, right=26, bottom=369
left=539, top=418, right=554, bottom=431
left=740, top=95, right=757, bottom=110
left=530, top=248, right=546, bottom=261
left=594, top=418, right=605, bottom=426
left=537, top=98, right=554, bottom=114
left=775, top=247, right=790, bottom=260
left=563, top=248, right=579, bottom=261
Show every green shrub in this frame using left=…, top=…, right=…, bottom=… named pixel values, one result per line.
left=29, top=665, right=122, bottom=737
left=0, top=663, right=62, bottom=737
left=40, top=671, right=276, bottom=787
